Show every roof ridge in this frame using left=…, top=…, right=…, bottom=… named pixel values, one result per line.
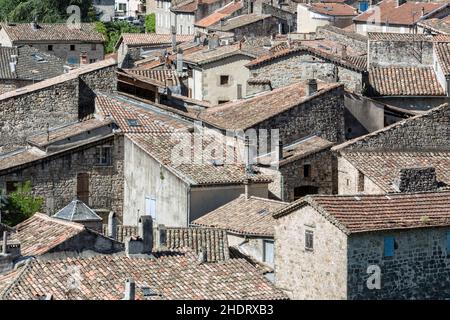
left=33, top=212, right=85, bottom=231
left=0, top=258, right=34, bottom=300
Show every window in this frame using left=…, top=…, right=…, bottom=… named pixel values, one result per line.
left=95, top=146, right=112, bottom=166
left=384, top=236, right=395, bottom=257
left=220, top=75, right=229, bottom=85
left=89, top=59, right=96, bottom=63
left=118, top=3, right=127, bottom=11
left=305, top=230, right=314, bottom=251
left=263, top=240, right=274, bottom=265
left=91, top=44, right=96, bottom=51
left=303, top=164, right=311, bottom=178
left=47, top=45, right=53, bottom=51
left=70, top=45, right=76, bottom=51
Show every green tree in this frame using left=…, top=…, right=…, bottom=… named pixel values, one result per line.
left=3, top=181, right=43, bottom=226
left=145, top=13, right=156, bottom=33
left=96, top=21, right=142, bottom=54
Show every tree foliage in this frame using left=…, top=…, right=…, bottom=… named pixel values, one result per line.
left=145, top=13, right=156, bottom=33
left=96, top=21, right=142, bottom=54
left=1, top=181, right=43, bottom=226
left=0, top=0, right=95, bottom=23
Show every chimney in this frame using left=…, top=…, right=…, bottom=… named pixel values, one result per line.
left=208, top=35, right=219, bottom=49
left=123, top=279, right=136, bottom=300
left=31, top=21, right=38, bottom=30
left=248, top=0, right=252, bottom=14
left=177, top=47, right=183, bottom=75
left=307, top=79, right=318, bottom=96
left=2, top=231, right=6, bottom=255
left=80, top=52, right=88, bottom=65
left=341, top=44, right=347, bottom=59
left=393, top=167, right=438, bottom=193
left=155, top=224, right=167, bottom=249
left=197, top=247, right=207, bottom=264
left=171, top=25, right=177, bottom=52
left=107, top=211, right=117, bottom=240
left=138, top=215, right=153, bottom=254
left=9, top=55, right=17, bottom=74
left=220, top=18, right=225, bottom=27
left=244, top=136, right=253, bottom=174
left=421, top=7, right=425, bottom=17
left=244, top=178, right=250, bottom=199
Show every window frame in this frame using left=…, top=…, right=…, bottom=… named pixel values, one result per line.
left=305, top=229, right=314, bottom=252
left=47, top=45, right=53, bottom=51
left=70, top=44, right=76, bottom=51
left=95, top=146, right=112, bottom=166
left=263, top=239, right=274, bottom=265
left=303, top=164, right=311, bottom=178
left=220, top=75, right=230, bottom=86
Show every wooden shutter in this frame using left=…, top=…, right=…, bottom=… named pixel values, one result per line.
left=77, top=173, right=90, bottom=205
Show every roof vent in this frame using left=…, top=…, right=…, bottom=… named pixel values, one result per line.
left=126, top=119, right=140, bottom=127
left=257, top=209, right=269, bottom=216
left=142, top=287, right=158, bottom=297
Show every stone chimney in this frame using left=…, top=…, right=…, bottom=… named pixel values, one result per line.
left=80, top=52, right=88, bottom=65
left=244, top=136, right=253, bottom=174
left=123, top=279, right=136, bottom=300
left=2, top=231, right=6, bottom=255
left=107, top=211, right=117, bottom=240
left=244, top=178, right=250, bottom=200
left=177, top=47, right=183, bottom=75
left=393, top=167, right=438, bottom=193
left=307, top=79, right=318, bottom=96
left=139, top=215, right=153, bottom=254
left=155, top=224, right=167, bottom=249
left=208, top=34, right=219, bottom=49
left=341, top=45, right=347, bottom=59
left=197, top=246, right=207, bottom=264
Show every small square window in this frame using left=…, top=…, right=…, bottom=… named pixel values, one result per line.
left=70, top=45, right=76, bottom=51
left=95, top=146, right=112, bottom=166
left=305, top=230, right=314, bottom=251
left=220, top=75, right=229, bottom=85
left=303, top=164, right=311, bottom=178
left=384, top=236, right=395, bottom=257
left=48, top=45, right=53, bottom=51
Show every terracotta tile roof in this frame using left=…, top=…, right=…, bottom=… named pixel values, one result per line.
left=95, top=94, right=189, bottom=134
left=435, top=42, right=450, bottom=76
left=9, top=213, right=85, bottom=256
left=101, top=225, right=230, bottom=262
left=259, top=135, right=334, bottom=167
left=418, top=16, right=450, bottom=35
left=246, top=40, right=367, bottom=71
left=118, top=33, right=194, bottom=47
left=303, top=3, right=358, bottom=16
left=195, top=1, right=243, bottom=27
left=121, top=69, right=181, bottom=87
left=171, top=0, right=199, bottom=12
left=0, top=23, right=104, bottom=43
left=183, top=43, right=265, bottom=65
left=200, top=81, right=342, bottom=130
left=192, top=195, right=287, bottom=237
left=27, top=118, right=112, bottom=148
left=341, top=151, right=450, bottom=193
left=0, top=45, right=65, bottom=81
left=368, top=32, right=450, bottom=42
left=354, top=0, right=448, bottom=26
left=368, top=66, right=445, bottom=96
left=274, top=191, right=450, bottom=234
left=0, top=251, right=287, bottom=300
left=208, top=14, right=272, bottom=32
left=127, top=132, right=272, bottom=186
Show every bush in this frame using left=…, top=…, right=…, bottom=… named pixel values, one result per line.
left=96, top=21, right=142, bottom=54
left=145, top=13, right=156, bottom=33
left=1, top=181, right=43, bottom=226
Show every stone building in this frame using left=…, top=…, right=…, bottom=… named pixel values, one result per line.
left=0, top=117, right=124, bottom=219
left=366, top=32, right=450, bottom=111
left=0, top=58, right=117, bottom=153
left=417, top=15, right=450, bottom=35
left=0, top=23, right=105, bottom=66
left=353, top=0, right=449, bottom=36
left=246, top=38, right=368, bottom=93
left=316, top=25, right=368, bottom=54
left=183, top=42, right=267, bottom=104
left=0, top=45, right=65, bottom=95
left=332, top=103, right=450, bottom=195
left=192, top=193, right=287, bottom=268
left=115, top=33, right=194, bottom=68
left=296, top=2, right=358, bottom=33
left=273, top=191, right=450, bottom=299
left=194, top=1, right=244, bottom=33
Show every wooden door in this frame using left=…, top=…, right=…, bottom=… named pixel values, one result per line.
left=77, top=173, right=89, bottom=205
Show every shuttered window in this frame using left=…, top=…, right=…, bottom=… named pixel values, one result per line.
left=384, top=236, right=395, bottom=257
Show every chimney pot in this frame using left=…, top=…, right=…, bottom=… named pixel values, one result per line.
left=107, top=211, right=117, bottom=239
left=156, top=224, right=167, bottom=248
left=244, top=179, right=250, bottom=199
left=124, top=279, right=136, bottom=300
left=341, top=44, right=347, bottom=59
left=307, top=79, right=318, bottom=96
left=197, top=247, right=207, bottom=264
left=138, top=215, right=153, bottom=254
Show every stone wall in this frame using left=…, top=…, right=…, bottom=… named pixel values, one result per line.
left=252, top=86, right=346, bottom=146
left=339, top=103, right=450, bottom=151
left=0, top=78, right=80, bottom=153
left=368, top=39, right=434, bottom=67
left=274, top=205, right=348, bottom=299
left=393, top=167, right=438, bottom=192
left=316, top=25, right=368, bottom=54
left=231, top=16, right=281, bottom=41
left=0, top=79, right=33, bottom=95
left=0, top=135, right=124, bottom=220
left=248, top=52, right=364, bottom=92
left=29, top=43, right=104, bottom=66
left=347, top=228, right=450, bottom=299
